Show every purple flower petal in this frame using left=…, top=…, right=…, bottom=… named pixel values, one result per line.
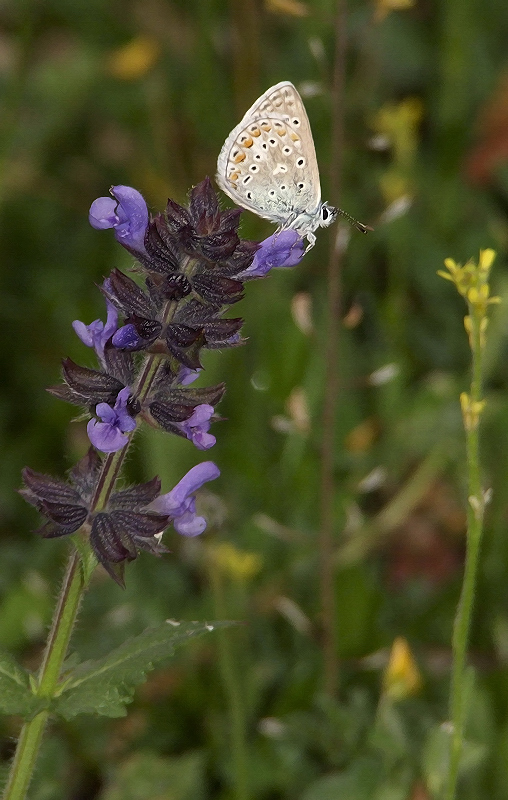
left=89, top=197, right=119, bottom=230
left=73, top=298, right=118, bottom=366
left=241, top=230, right=305, bottom=278
left=94, top=402, right=117, bottom=425
left=179, top=404, right=216, bottom=450
left=173, top=510, right=207, bottom=537
left=87, top=386, right=136, bottom=453
left=87, top=418, right=130, bottom=453
left=89, top=186, right=149, bottom=256
left=178, top=366, right=202, bottom=386
left=112, top=324, right=145, bottom=350
left=72, top=319, right=95, bottom=348
left=148, top=461, right=220, bottom=537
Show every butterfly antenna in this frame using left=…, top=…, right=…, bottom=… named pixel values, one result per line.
left=337, top=207, right=373, bottom=234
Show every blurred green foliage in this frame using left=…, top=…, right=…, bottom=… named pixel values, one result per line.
left=2, top=0, right=508, bottom=797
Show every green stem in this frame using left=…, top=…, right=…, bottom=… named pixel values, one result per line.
left=3, top=552, right=84, bottom=800
left=446, top=310, right=484, bottom=800
left=318, top=0, right=347, bottom=700
left=4, top=299, right=179, bottom=799
left=209, top=565, right=249, bottom=800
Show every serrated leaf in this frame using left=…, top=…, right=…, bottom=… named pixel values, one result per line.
left=0, top=648, right=46, bottom=717
left=53, top=619, right=233, bottom=719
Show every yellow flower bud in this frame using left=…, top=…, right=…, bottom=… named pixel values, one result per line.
left=383, top=637, right=422, bottom=699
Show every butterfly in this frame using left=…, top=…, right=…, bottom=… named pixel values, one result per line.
left=216, top=81, right=370, bottom=250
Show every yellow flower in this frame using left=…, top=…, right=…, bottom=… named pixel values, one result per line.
left=438, top=250, right=500, bottom=318
left=374, top=0, right=415, bottom=23
left=460, top=392, right=486, bottom=432
left=478, top=248, right=496, bottom=272
left=107, top=36, right=160, bottom=81
left=208, top=543, right=262, bottom=582
left=371, top=99, right=423, bottom=203
left=383, top=637, right=422, bottom=699
left=265, top=0, right=309, bottom=15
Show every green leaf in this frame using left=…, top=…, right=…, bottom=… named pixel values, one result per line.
left=300, top=757, right=382, bottom=800
left=53, top=619, right=233, bottom=719
left=100, top=750, right=206, bottom=800
left=0, top=648, right=46, bottom=717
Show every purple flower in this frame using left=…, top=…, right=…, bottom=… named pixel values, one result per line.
left=87, top=386, right=137, bottom=453
left=178, top=404, right=216, bottom=450
left=148, top=461, right=220, bottom=536
left=112, top=324, right=144, bottom=350
left=240, top=230, right=305, bottom=278
left=72, top=298, right=118, bottom=367
left=178, top=366, right=201, bottom=386
left=89, top=186, right=149, bottom=255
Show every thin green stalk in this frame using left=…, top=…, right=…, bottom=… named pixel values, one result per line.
left=318, top=0, right=347, bottom=700
left=209, top=563, right=249, bottom=800
left=3, top=552, right=84, bottom=800
left=446, top=309, right=484, bottom=800
left=4, top=299, right=179, bottom=799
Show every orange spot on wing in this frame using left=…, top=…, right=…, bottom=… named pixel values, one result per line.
left=234, top=152, right=246, bottom=163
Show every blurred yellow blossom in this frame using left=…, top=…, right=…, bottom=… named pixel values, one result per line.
left=108, top=36, right=160, bottom=80
left=265, top=0, right=309, bottom=16
left=383, top=636, right=422, bottom=699
left=371, top=99, right=423, bottom=204
left=208, top=543, right=262, bottom=582
left=460, top=393, right=486, bottom=432
left=374, top=0, right=415, bottom=23
left=345, top=418, right=378, bottom=453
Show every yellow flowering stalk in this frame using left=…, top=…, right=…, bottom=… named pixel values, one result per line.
left=438, top=249, right=499, bottom=800
left=206, top=542, right=262, bottom=800
left=371, top=98, right=423, bottom=205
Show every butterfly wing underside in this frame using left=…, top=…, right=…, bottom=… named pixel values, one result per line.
left=216, top=82, right=322, bottom=225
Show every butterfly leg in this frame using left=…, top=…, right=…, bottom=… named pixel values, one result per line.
left=304, top=232, right=316, bottom=253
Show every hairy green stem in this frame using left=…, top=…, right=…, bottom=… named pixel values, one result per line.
left=4, top=299, right=179, bottom=799
left=446, top=310, right=484, bottom=800
left=3, top=552, right=84, bottom=800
